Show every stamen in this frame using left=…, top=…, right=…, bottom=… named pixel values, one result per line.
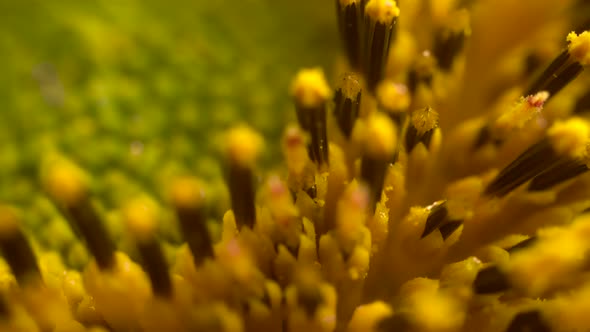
left=376, top=80, right=410, bottom=127
left=421, top=201, right=448, bottom=238
left=506, top=236, right=538, bottom=254
left=336, top=0, right=364, bottom=70
left=124, top=196, right=172, bottom=298
left=170, top=176, right=213, bottom=266
left=333, top=72, right=362, bottom=139
left=505, top=310, right=551, bottom=332
left=474, top=91, right=549, bottom=150
left=433, top=9, right=471, bottom=71
left=291, top=68, right=332, bottom=168
left=407, top=51, right=436, bottom=95
left=420, top=201, right=463, bottom=240
left=473, top=265, right=511, bottom=294
left=439, top=221, right=463, bottom=241
left=484, top=118, right=590, bottom=197
left=42, top=158, right=115, bottom=270
left=493, top=92, right=549, bottom=137
left=225, top=126, right=263, bottom=229
left=524, top=31, right=590, bottom=98
left=528, top=159, right=588, bottom=191
left=363, top=0, right=400, bottom=92
left=360, top=113, right=397, bottom=207
left=405, top=107, right=439, bottom=153
left=0, top=206, right=42, bottom=285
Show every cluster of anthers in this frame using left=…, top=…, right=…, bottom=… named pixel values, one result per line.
left=2, top=0, right=590, bottom=331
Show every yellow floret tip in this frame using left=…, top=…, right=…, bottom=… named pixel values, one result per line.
left=169, top=176, right=205, bottom=210
left=0, top=205, right=20, bottom=239
left=225, top=125, right=264, bottom=167
left=567, top=31, right=590, bottom=66
left=347, top=301, right=393, bottom=332
left=411, top=107, right=439, bottom=135
left=337, top=72, right=362, bottom=100
left=377, top=80, right=410, bottom=112
left=364, top=113, right=397, bottom=158
left=290, top=68, right=332, bottom=109
left=42, top=158, right=89, bottom=207
left=123, top=196, right=160, bottom=243
left=547, top=117, right=590, bottom=158
left=365, top=0, right=400, bottom=24
left=494, top=91, right=549, bottom=134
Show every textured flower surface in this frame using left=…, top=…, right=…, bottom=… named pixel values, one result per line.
left=1, top=1, right=590, bottom=332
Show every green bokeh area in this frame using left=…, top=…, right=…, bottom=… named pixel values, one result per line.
left=0, top=1, right=336, bottom=264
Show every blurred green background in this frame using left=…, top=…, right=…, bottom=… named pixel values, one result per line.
left=0, top=0, right=336, bottom=204
left=0, top=0, right=337, bottom=263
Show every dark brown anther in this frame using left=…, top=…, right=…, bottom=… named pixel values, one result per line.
left=333, top=72, right=362, bottom=139
left=421, top=201, right=448, bottom=238
left=291, top=69, right=332, bottom=169
left=171, top=177, right=214, bottom=266
left=363, top=0, right=400, bottom=92
left=405, top=107, right=439, bottom=153
left=506, top=236, right=538, bottom=254
left=505, top=310, right=551, bottom=332
left=0, top=206, right=42, bottom=285
left=473, top=265, right=511, bottom=294
left=336, top=0, right=364, bottom=70
left=528, top=159, right=588, bottom=191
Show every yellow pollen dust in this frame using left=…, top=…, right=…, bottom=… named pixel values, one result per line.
left=494, top=91, right=549, bottom=134
left=411, top=107, right=439, bottom=135
left=567, top=31, right=590, bottom=66
left=365, top=0, right=400, bottom=24
left=337, top=72, right=362, bottom=100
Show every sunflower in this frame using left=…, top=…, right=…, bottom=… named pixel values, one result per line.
left=1, top=0, right=590, bottom=331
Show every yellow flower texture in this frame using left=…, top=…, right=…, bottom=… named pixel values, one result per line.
left=2, top=0, right=590, bottom=331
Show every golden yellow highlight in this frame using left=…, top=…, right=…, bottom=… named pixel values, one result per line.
left=547, top=117, right=590, bottom=158
left=567, top=30, right=590, bottom=66
left=363, top=113, right=397, bottom=158
left=225, top=125, right=264, bottom=167
left=290, top=68, right=332, bottom=109
left=42, top=158, right=89, bottom=207
left=365, top=0, right=400, bottom=24
left=493, top=91, right=549, bottom=136
left=377, top=80, right=410, bottom=113
left=169, top=176, right=205, bottom=210
left=123, top=196, right=160, bottom=243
